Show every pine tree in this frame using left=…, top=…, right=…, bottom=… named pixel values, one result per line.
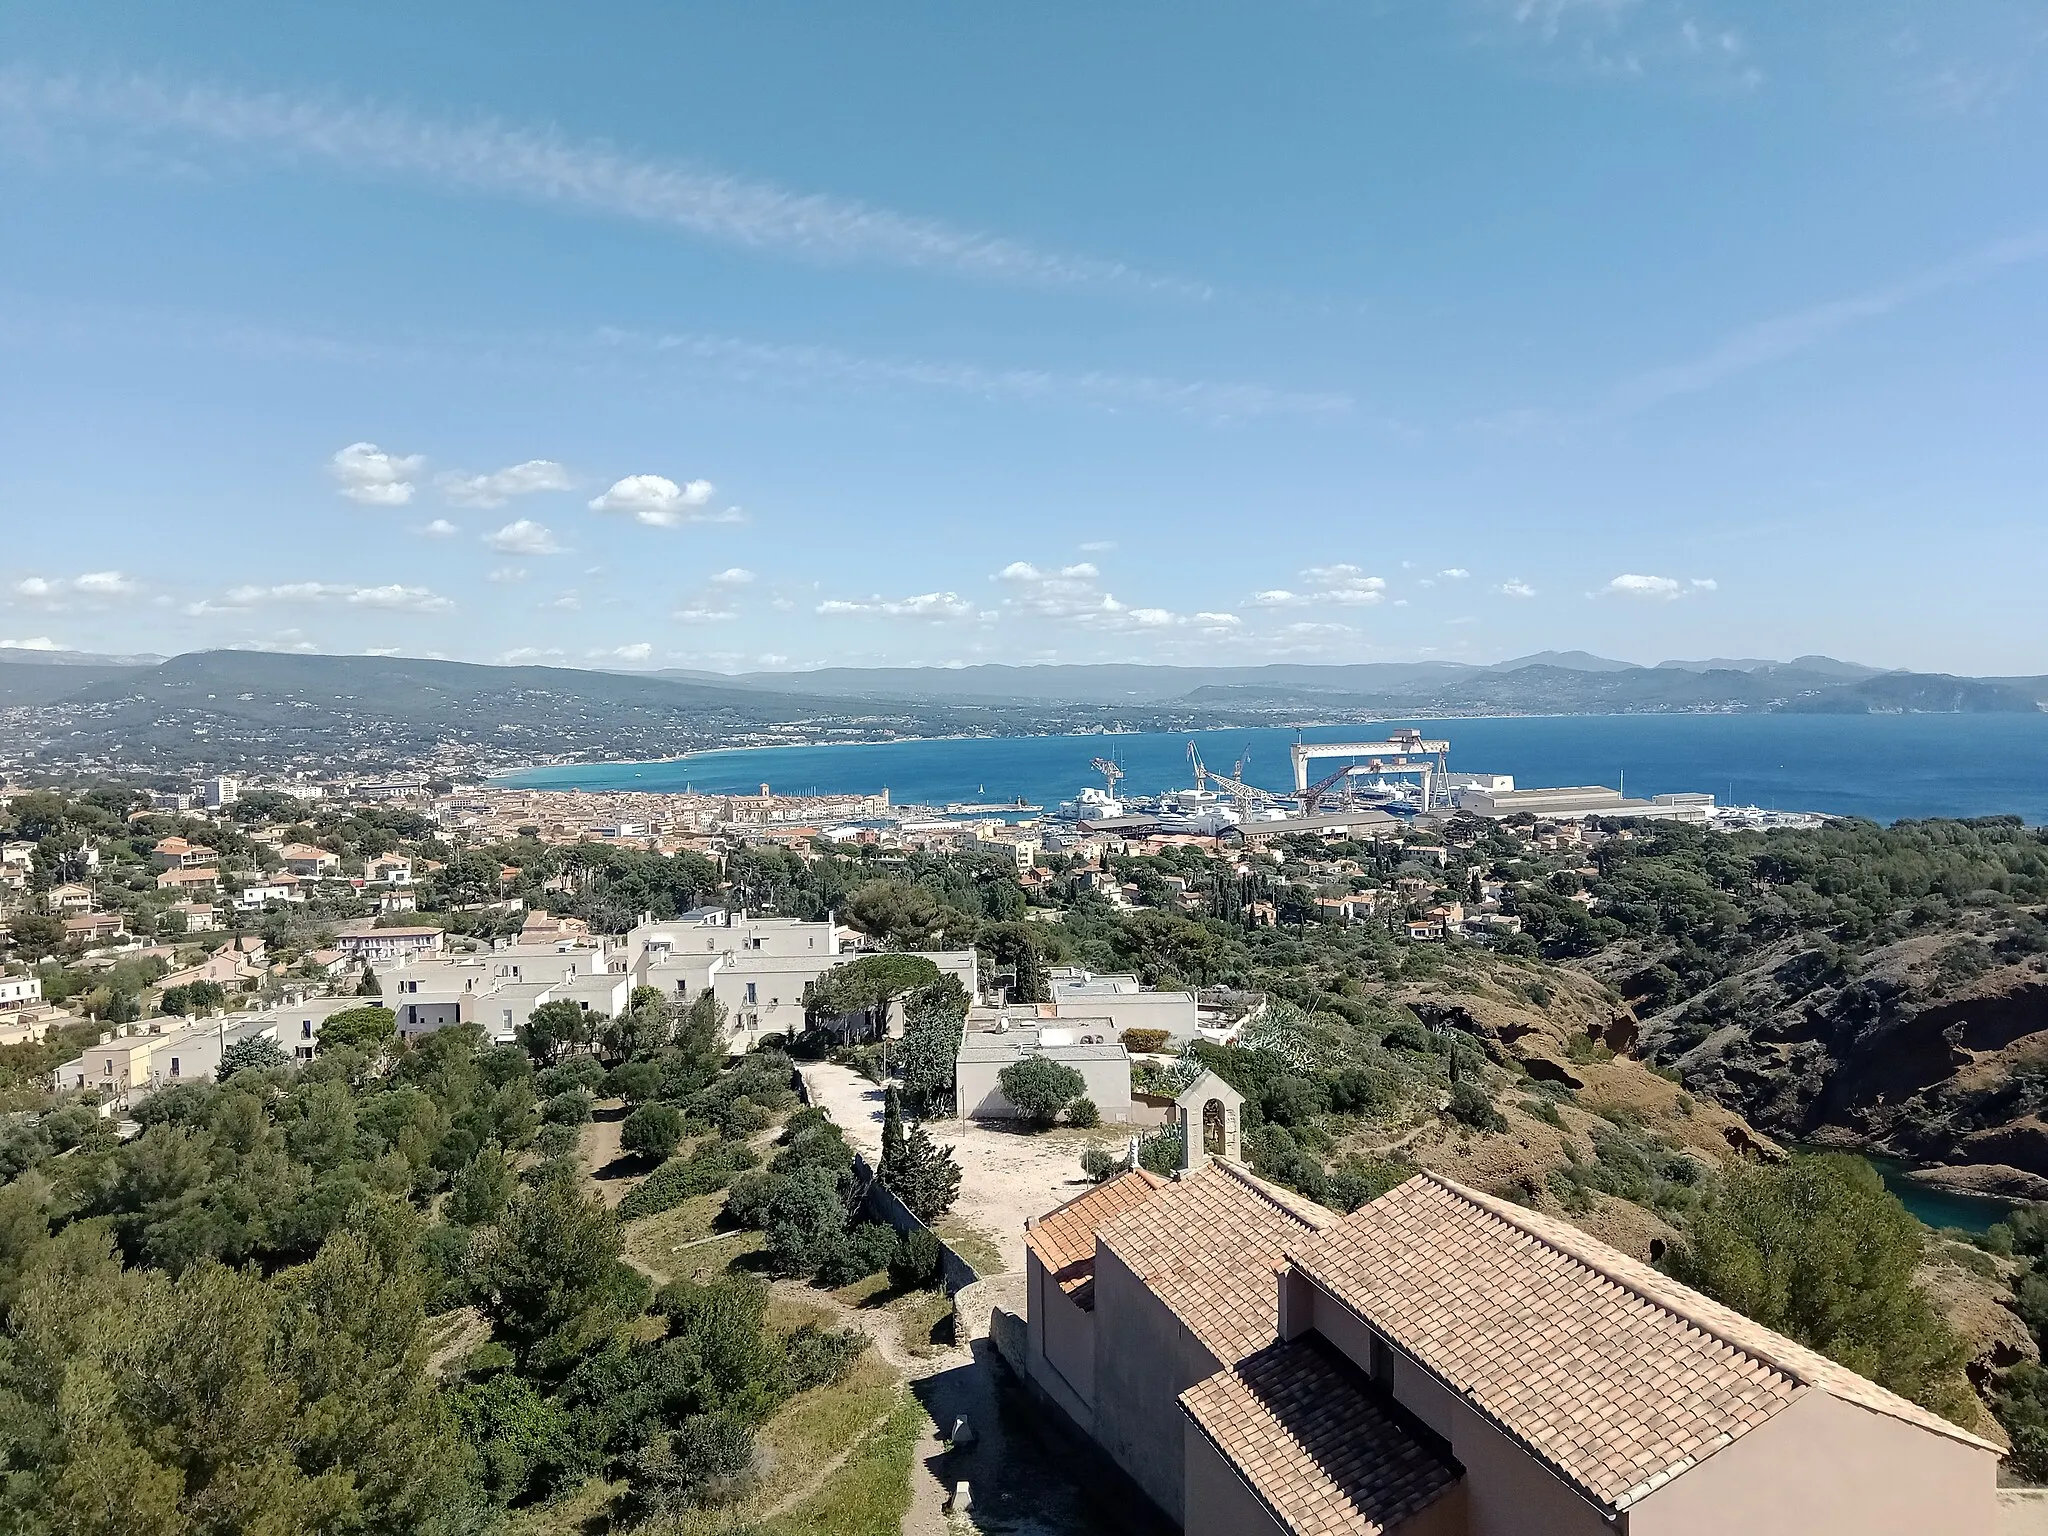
left=880, top=1085, right=906, bottom=1173
left=882, top=1125, right=961, bottom=1225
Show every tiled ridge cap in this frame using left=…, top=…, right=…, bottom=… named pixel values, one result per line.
left=1423, top=1174, right=2002, bottom=1457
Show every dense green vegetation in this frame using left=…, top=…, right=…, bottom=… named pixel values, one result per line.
left=0, top=972, right=895, bottom=1530
left=14, top=777, right=2048, bottom=1483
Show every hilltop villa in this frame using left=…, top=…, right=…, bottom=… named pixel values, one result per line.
left=1022, top=1071, right=1999, bottom=1535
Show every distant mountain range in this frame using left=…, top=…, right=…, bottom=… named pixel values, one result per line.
left=657, top=653, right=2033, bottom=710
left=0, top=648, right=2039, bottom=775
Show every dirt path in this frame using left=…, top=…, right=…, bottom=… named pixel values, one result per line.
left=579, top=1101, right=635, bottom=1208
left=793, top=1067, right=1164, bottom=1536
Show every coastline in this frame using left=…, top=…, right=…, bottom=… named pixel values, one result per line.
left=484, top=711, right=1721, bottom=784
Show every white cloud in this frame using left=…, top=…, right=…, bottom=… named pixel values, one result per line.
left=1079, top=540, right=1117, bottom=553
left=328, top=441, right=422, bottom=505
left=226, top=631, right=320, bottom=654
left=438, top=459, right=573, bottom=508
left=674, top=606, right=738, bottom=624
left=1440, top=568, right=1470, bottom=580
left=1602, top=573, right=1683, bottom=599
left=588, top=474, right=737, bottom=527
left=1495, top=579, right=1539, bottom=598
left=186, top=581, right=454, bottom=615
left=0, top=635, right=62, bottom=650
left=1250, top=564, right=1386, bottom=607
left=593, top=642, right=654, bottom=663
left=499, top=646, right=566, bottom=664
left=0, top=74, right=1194, bottom=292
left=486, top=567, right=528, bottom=584
left=416, top=518, right=460, bottom=537
left=1691, top=577, right=1718, bottom=591
left=817, top=592, right=977, bottom=620
left=988, top=559, right=1233, bottom=636
left=363, top=646, right=402, bottom=656
left=708, top=567, right=755, bottom=586
left=484, top=518, right=566, bottom=556
left=11, top=570, right=138, bottom=607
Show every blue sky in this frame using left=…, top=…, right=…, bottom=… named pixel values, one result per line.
left=1, top=1, right=2044, bottom=675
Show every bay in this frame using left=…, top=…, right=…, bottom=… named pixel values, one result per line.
left=500, top=713, right=2048, bottom=825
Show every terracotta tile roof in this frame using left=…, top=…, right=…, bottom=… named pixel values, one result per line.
left=1289, top=1175, right=1997, bottom=1515
left=1024, top=1169, right=1168, bottom=1307
left=1182, top=1338, right=1461, bottom=1536
left=1098, top=1160, right=1333, bottom=1365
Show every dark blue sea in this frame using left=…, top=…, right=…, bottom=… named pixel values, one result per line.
left=498, top=714, right=2048, bottom=826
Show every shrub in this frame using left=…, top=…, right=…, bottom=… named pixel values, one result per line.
left=536, top=1057, right=606, bottom=1097
left=1066, top=1096, right=1100, bottom=1128
left=723, top=1169, right=777, bottom=1229
left=889, top=1227, right=945, bottom=1292
left=714, top=1095, right=771, bottom=1138
left=604, top=1059, right=662, bottom=1104
left=534, top=1122, right=581, bottom=1160
left=783, top=1323, right=868, bottom=1392
left=997, top=1056, right=1086, bottom=1126
left=621, top=1101, right=686, bottom=1161
left=816, top=1220, right=900, bottom=1287
left=542, top=1089, right=594, bottom=1126
left=1137, top=1124, right=1183, bottom=1176
left=1446, top=1081, right=1506, bottom=1133
left=618, top=1139, right=762, bottom=1220
left=1080, top=1145, right=1118, bottom=1183
left=1382, top=1019, right=1434, bottom=1053
left=1326, top=1066, right=1388, bottom=1115
left=764, top=1166, right=853, bottom=1277
left=1120, top=1028, right=1170, bottom=1054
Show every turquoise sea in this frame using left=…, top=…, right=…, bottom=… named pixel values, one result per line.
left=500, top=713, right=2048, bottom=826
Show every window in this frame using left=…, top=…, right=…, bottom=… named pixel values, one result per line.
left=744, top=982, right=758, bottom=1004
left=300, top=1020, right=313, bottom=1038
left=170, top=1057, right=181, bottom=1078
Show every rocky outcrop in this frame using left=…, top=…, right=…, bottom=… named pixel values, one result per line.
left=1636, top=943, right=2048, bottom=1169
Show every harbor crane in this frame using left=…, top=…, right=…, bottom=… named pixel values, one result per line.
left=1090, top=757, right=1125, bottom=798
left=1296, top=763, right=1359, bottom=817
left=1290, top=729, right=1450, bottom=810
left=1184, top=740, right=1286, bottom=816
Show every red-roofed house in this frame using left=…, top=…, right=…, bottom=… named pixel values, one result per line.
left=1023, top=1075, right=1999, bottom=1535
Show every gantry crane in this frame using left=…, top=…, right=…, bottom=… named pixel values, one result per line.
left=1090, top=757, right=1125, bottom=798
left=1183, top=740, right=1284, bottom=817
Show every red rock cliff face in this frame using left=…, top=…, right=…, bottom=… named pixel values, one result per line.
left=1644, top=945, right=2048, bottom=1171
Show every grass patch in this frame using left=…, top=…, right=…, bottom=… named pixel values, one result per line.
left=756, top=1389, right=924, bottom=1536
left=642, top=1353, right=908, bottom=1536
left=621, top=1190, right=762, bottom=1284
left=830, top=1270, right=894, bottom=1310
left=503, top=1475, right=624, bottom=1534
left=892, top=1288, right=955, bottom=1359
left=933, top=1215, right=1006, bottom=1277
